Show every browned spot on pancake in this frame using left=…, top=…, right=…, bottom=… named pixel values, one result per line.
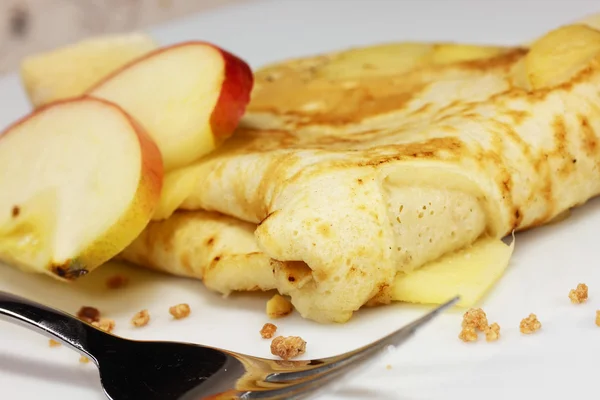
left=359, top=137, right=464, bottom=167
left=11, top=206, right=19, bottom=218
left=459, top=48, right=528, bottom=71
left=356, top=247, right=369, bottom=257
left=205, top=254, right=223, bottom=273
left=288, top=276, right=296, bottom=282
left=505, top=109, right=530, bottom=125
left=206, top=237, right=215, bottom=247
left=513, top=208, right=523, bottom=229
left=579, top=115, right=598, bottom=158
left=145, top=222, right=176, bottom=253
left=555, top=62, right=598, bottom=93
left=553, top=116, right=567, bottom=151
left=528, top=160, right=555, bottom=227
left=317, top=223, right=331, bottom=238
left=313, top=269, right=328, bottom=281
left=551, top=115, right=576, bottom=177
left=365, top=282, right=392, bottom=306
left=411, top=102, right=432, bottom=115
left=441, top=125, right=458, bottom=133
left=346, top=266, right=366, bottom=278
left=502, top=178, right=511, bottom=193
left=357, top=178, right=364, bottom=184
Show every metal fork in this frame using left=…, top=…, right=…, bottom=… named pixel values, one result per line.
left=0, top=291, right=458, bottom=399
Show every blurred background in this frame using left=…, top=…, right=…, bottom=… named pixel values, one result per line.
left=0, top=0, right=247, bottom=75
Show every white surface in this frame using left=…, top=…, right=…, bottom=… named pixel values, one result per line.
left=2, top=0, right=600, bottom=399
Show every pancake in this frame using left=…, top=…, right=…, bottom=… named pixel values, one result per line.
left=120, top=210, right=278, bottom=294
left=121, top=23, right=600, bottom=323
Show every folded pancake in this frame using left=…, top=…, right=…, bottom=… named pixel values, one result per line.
left=120, top=209, right=513, bottom=309
left=120, top=210, right=278, bottom=293
left=122, top=23, right=600, bottom=323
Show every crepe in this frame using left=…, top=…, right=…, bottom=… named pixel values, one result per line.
left=121, top=208, right=514, bottom=309
left=121, top=23, right=600, bottom=323
left=120, top=210, right=278, bottom=294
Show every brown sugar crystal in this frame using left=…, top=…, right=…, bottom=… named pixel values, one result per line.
left=568, top=283, right=588, bottom=304
left=131, top=309, right=150, bottom=327
left=485, top=322, right=501, bottom=342
left=169, top=303, right=191, bottom=320
left=270, top=336, right=306, bottom=360
left=92, top=318, right=116, bottom=333
left=260, top=323, right=277, bottom=339
left=458, top=326, right=478, bottom=342
left=461, top=308, right=488, bottom=331
left=520, top=313, right=541, bottom=334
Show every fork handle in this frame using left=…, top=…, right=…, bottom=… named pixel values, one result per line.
left=0, top=291, right=95, bottom=358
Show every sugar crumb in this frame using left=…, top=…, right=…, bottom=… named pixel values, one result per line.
left=169, top=303, right=191, bottom=320
left=568, top=283, right=588, bottom=304
left=485, top=322, right=501, bottom=342
left=92, top=318, right=116, bottom=333
left=459, top=325, right=478, bottom=342
left=260, top=323, right=277, bottom=339
left=270, top=336, right=306, bottom=360
left=131, top=309, right=150, bottom=327
left=462, top=308, right=488, bottom=331
left=520, top=313, right=541, bottom=334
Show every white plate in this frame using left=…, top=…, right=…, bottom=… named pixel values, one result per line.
left=2, top=1, right=600, bottom=399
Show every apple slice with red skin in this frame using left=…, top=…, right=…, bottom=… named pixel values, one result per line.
left=0, top=97, right=163, bottom=279
left=87, top=41, right=254, bottom=172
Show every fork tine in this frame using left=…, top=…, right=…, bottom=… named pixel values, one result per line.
left=260, top=296, right=459, bottom=388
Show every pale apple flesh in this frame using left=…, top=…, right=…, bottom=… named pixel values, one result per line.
left=152, top=163, right=203, bottom=220
left=87, top=41, right=253, bottom=172
left=20, top=33, right=158, bottom=108
left=0, top=97, right=163, bottom=279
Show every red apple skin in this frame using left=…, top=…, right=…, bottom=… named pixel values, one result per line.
left=209, top=46, right=254, bottom=142
left=86, top=41, right=254, bottom=145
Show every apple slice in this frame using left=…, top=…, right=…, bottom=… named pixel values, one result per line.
left=87, top=41, right=253, bottom=172
left=20, top=33, right=158, bottom=108
left=526, top=24, right=600, bottom=90
left=0, top=97, right=163, bottom=279
left=152, top=163, right=203, bottom=220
